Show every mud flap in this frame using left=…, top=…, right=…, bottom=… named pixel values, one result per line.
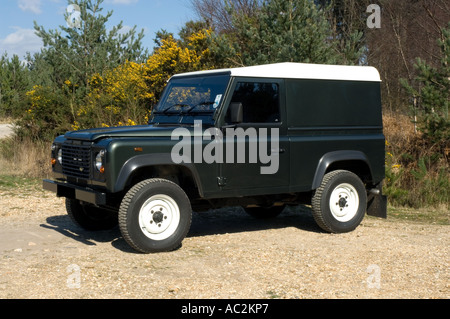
left=366, top=183, right=387, bottom=219
left=367, top=193, right=387, bottom=218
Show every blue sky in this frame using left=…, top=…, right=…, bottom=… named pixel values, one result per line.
left=0, top=0, right=197, bottom=59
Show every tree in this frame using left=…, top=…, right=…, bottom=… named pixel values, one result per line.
left=19, top=0, right=148, bottom=140
left=190, top=0, right=262, bottom=34
left=70, top=28, right=216, bottom=130
left=146, top=28, right=215, bottom=104
left=33, top=0, right=147, bottom=94
left=78, top=60, right=153, bottom=129
left=0, top=54, right=32, bottom=117
left=208, top=0, right=364, bottom=67
left=401, top=23, right=450, bottom=147
left=317, top=0, right=372, bottom=64
left=366, top=0, right=449, bottom=113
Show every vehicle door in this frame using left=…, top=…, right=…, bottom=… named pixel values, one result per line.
left=218, top=78, right=290, bottom=194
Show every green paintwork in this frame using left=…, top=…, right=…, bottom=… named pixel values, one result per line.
left=45, top=68, right=386, bottom=210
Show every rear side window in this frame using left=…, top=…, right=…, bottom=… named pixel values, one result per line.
left=228, top=82, right=280, bottom=123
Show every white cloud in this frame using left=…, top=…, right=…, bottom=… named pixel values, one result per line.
left=0, top=27, right=43, bottom=58
left=18, top=0, right=43, bottom=14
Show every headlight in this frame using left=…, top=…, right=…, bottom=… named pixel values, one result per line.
left=57, top=148, right=63, bottom=164
left=51, top=144, right=62, bottom=166
left=95, top=150, right=106, bottom=173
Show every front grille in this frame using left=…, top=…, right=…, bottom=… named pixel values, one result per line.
left=62, top=144, right=91, bottom=179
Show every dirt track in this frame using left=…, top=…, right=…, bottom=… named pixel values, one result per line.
left=0, top=190, right=448, bottom=299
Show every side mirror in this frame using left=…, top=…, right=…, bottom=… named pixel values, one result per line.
left=229, top=102, right=243, bottom=123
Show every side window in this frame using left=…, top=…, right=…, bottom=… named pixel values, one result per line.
left=227, top=82, right=280, bottom=123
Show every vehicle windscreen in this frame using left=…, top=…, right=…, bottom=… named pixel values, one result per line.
left=151, top=73, right=231, bottom=126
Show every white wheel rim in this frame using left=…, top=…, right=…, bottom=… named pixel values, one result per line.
left=329, top=183, right=360, bottom=222
left=138, top=194, right=180, bottom=240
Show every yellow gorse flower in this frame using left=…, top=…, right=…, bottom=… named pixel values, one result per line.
left=69, top=28, right=214, bottom=130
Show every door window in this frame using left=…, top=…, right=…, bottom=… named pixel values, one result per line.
left=226, top=82, right=280, bottom=124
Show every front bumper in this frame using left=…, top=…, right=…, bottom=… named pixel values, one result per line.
left=43, top=179, right=107, bottom=206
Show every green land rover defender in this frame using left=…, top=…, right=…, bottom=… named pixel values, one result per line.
left=43, top=62, right=387, bottom=253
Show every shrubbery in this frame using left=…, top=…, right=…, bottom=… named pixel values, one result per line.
left=384, top=114, right=449, bottom=208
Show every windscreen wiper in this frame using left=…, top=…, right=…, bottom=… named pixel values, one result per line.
left=163, top=103, right=190, bottom=114
left=185, top=101, right=215, bottom=114
left=152, top=104, right=189, bottom=115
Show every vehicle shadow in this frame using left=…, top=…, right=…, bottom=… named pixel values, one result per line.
left=40, top=205, right=322, bottom=253
left=188, top=205, right=322, bottom=238
left=40, top=215, right=135, bottom=253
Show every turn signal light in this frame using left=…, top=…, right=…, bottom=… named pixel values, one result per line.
left=51, top=158, right=57, bottom=166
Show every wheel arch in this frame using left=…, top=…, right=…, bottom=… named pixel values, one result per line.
left=113, top=154, right=203, bottom=198
left=312, top=151, right=373, bottom=190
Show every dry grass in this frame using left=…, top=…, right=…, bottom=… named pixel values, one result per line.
left=0, top=116, right=14, bottom=125
left=0, top=136, right=52, bottom=179
left=383, top=112, right=449, bottom=209
left=383, top=112, right=416, bottom=147
left=383, top=112, right=447, bottom=166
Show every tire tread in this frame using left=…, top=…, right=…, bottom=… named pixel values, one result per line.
left=118, top=178, right=191, bottom=253
left=312, top=170, right=366, bottom=233
left=311, top=170, right=344, bottom=233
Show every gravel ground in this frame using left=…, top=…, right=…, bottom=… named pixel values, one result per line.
left=0, top=190, right=448, bottom=299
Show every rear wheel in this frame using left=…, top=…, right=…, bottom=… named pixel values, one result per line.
left=118, top=178, right=192, bottom=253
left=312, top=170, right=367, bottom=233
left=66, top=199, right=118, bottom=231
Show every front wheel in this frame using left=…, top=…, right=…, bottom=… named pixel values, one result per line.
left=312, top=170, right=367, bottom=233
left=118, top=178, right=192, bottom=253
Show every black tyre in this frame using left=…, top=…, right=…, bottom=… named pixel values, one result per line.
left=118, top=178, right=192, bottom=253
left=66, top=198, right=118, bottom=231
left=312, top=170, right=367, bottom=233
left=244, top=205, right=285, bottom=219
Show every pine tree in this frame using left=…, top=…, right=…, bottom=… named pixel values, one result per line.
left=401, top=23, right=450, bottom=148
left=0, top=54, right=31, bottom=117
left=19, top=0, right=148, bottom=140
left=211, top=0, right=358, bottom=66
left=33, top=0, right=147, bottom=94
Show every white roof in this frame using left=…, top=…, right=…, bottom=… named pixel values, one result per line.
left=172, top=62, right=381, bottom=82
